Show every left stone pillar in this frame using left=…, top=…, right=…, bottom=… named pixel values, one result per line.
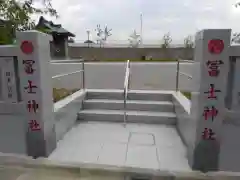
left=16, top=31, right=56, bottom=158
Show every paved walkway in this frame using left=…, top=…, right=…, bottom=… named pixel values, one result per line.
left=49, top=122, right=191, bottom=171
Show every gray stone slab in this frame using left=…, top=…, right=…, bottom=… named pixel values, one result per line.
left=97, top=143, right=127, bottom=166
left=129, top=132, right=155, bottom=146
left=126, top=145, right=159, bottom=169
left=49, top=122, right=190, bottom=171
left=86, top=89, right=172, bottom=101
left=77, top=109, right=176, bottom=124
left=84, top=99, right=174, bottom=112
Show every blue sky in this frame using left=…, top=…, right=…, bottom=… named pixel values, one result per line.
left=34, top=0, right=240, bottom=43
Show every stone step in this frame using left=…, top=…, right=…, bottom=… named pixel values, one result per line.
left=83, top=99, right=174, bottom=112
left=86, top=89, right=172, bottom=101
left=77, top=109, right=176, bottom=125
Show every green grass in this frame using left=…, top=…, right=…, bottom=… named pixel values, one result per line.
left=182, top=92, right=191, bottom=99
left=53, top=88, right=79, bottom=102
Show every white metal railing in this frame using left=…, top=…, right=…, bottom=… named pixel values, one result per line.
left=176, top=59, right=193, bottom=91
left=51, top=60, right=83, bottom=63
left=52, top=70, right=83, bottom=79
left=51, top=61, right=85, bottom=90
left=123, top=60, right=130, bottom=126
left=179, top=72, right=193, bottom=80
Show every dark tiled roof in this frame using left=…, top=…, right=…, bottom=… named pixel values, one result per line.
left=36, top=16, right=75, bottom=37
left=84, top=40, right=95, bottom=43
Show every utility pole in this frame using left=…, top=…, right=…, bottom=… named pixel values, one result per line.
left=140, top=13, right=143, bottom=46
left=87, top=30, right=90, bottom=47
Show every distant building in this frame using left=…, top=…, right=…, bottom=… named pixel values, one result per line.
left=84, top=40, right=94, bottom=44
left=36, top=16, right=75, bottom=59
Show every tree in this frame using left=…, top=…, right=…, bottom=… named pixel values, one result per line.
left=232, top=33, right=240, bottom=44
left=184, top=35, right=194, bottom=48
left=95, top=24, right=112, bottom=47
left=128, top=29, right=141, bottom=48
left=232, top=3, right=240, bottom=44
left=161, top=32, right=172, bottom=48
left=0, top=0, right=57, bottom=44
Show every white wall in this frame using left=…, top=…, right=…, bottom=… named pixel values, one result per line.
left=51, top=62, right=193, bottom=91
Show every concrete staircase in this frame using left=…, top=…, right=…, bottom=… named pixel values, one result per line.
left=77, top=90, right=176, bottom=124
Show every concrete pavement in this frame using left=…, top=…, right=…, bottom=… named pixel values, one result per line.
left=49, top=122, right=190, bottom=171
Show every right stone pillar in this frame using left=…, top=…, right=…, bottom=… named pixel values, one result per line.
left=189, top=29, right=231, bottom=172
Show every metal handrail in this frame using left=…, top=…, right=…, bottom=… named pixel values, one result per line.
left=51, top=60, right=84, bottom=63
left=52, top=70, right=83, bottom=79
left=51, top=60, right=86, bottom=89
left=175, top=59, right=194, bottom=91
left=178, top=59, right=194, bottom=63
left=123, top=60, right=130, bottom=126
left=82, top=61, right=85, bottom=89
left=179, top=72, right=193, bottom=79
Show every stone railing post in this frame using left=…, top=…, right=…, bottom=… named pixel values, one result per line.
left=16, top=31, right=56, bottom=158
left=189, top=29, right=231, bottom=172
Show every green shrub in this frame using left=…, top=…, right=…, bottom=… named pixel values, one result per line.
left=53, top=88, right=79, bottom=102
left=182, top=92, right=191, bottom=99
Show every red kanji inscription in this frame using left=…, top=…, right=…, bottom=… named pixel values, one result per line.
left=203, top=106, right=218, bottom=121
left=21, top=41, right=34, bottom=54
left=28, top=120, right=41, bottom=131
left=23, top=60, right=35, bottom=74
left=204, top=84, right=221, bottom=99
left=27, top=100, right=39, bottom=113
left=202, top=128, right=215, bottom=140
left=206, top=60, right=224, bottom=77
left=208, top=39, right=224, bottom=54
left=24, top=80, right=37, bottom=94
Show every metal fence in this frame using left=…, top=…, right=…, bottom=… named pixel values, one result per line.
left=123, top=60, right=130, bottom=125
left=51, top=60, right=85, bottom=102
left=175, top=59, right=193, bottom=92
left=68, top=42, right=187, bottom=48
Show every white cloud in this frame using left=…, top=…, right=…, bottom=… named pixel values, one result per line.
left=33, top=0, right=240, bottom=43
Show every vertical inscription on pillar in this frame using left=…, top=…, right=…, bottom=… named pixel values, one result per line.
left=200, top=39, right=224, bottom=141
left=0, top=57, right=18, bottom=102
left=20, top=41, right=41, bottom=132
left=192, top=30, right=231, bottom=172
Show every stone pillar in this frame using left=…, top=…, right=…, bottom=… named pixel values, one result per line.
left=0, top=46, right=26, bottom=155
left=218, top=55, right=240, bottom=172
left=64, top=37, right=69, bottom=59
left=189, top=29, right=231, bottom=172
left=229, top=58, right=240, bottom=110
left=16, top=30, right=56, bottom=158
